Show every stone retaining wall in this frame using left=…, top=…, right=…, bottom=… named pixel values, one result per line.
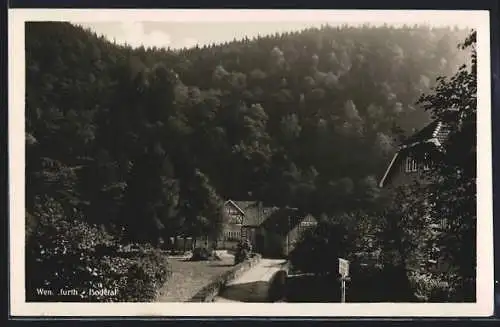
left=189, top=254, right=262, bottom=302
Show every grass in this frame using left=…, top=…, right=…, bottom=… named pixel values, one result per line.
left=156, top=253, right=235, bottom=302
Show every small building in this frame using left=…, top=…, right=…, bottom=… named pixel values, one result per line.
left=256, top=208, right=317, bottom=258
left=221, top=199, right=317, bottom=257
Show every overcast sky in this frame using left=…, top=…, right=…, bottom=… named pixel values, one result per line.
left=76, top=21, right=333, bottom=49
left=73, top=10, right=476, bottom=50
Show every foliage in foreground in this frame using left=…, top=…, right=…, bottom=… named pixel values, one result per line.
left=288, top=177, right=467, bottom=302
left=407, top=271, right=454, bottom=302
left=26, top=197, right=170, bottom=302
left=289, top=211, right=380, bottom=276
left=234, top=239, right=253, bottom=265
left=415, top=30, right=477, bottom=301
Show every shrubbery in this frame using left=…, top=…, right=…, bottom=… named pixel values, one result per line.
left=287, top=210, right=456, bottom=302
left=408, top=271, right=454, bottom=302
left=234, top=239, right=252, bottom=265
left=268, top=270, right=287, bottom=302
left=349, top=262, right=454, bottom=302
left=289, top=219, right=350, bottom=275
left=191, top=246, right=211, bottom=261
left=26, top=198, right=170, bottom=302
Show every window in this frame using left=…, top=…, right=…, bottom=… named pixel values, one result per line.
left=405, top=156, right=418, bottom=173
left=300, top=221, right=316, bottom=232
left=423, top=153, right=431, bottom=171
left=226, top=231, right=241, bottom=241
left=230, top=216, right=241, bottom=225
left=226, top=206, right=237, bottom=215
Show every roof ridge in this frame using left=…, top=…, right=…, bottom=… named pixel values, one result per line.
left=224, top=199, right=246, bottom=215
left=432, top=121, right=442, bottom=138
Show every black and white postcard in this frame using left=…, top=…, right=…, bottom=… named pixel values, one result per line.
left=8, top=9, right=494, bottom=317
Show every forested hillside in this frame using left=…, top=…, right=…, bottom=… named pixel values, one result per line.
left=25, top=22, right=469, bottom=245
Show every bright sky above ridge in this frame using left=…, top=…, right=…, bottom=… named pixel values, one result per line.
left=76, top=21, right=334, bottom=50
left=75, top=10, right=475, bottom=50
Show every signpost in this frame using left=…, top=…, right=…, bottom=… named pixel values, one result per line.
left=338, top=258, right=350, bottom=303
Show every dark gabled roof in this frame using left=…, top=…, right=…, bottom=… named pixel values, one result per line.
left=233, top=201, right=257, bottom=213
left=226, top=199, right=317, bottom=231
left=224, top=199, right=278, bottom=227
left=259, top=208, right=316, bottom=236
left=402, top=121, right=449, bottom=148
left=378, top=120, right=450, bottom=188
left=435, top=123, right=450, bottom=145
left=235, top=201, right=262, bottom=226
left=243, top=204, right=280, bottom=227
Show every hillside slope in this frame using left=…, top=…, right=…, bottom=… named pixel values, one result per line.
left=25, top=22, right=469, bottom=242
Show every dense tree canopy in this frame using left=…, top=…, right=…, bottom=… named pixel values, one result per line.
left=416, top=31, right=477, bottom=301
left=25, top=22, right=470, bottom=244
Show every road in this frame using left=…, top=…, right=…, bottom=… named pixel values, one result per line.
left=214, top=258, right=287, bottom=302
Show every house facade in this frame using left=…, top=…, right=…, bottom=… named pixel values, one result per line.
left=379, top=120, right=450, bottom=230
left=220, top=200, right=246, bottom=250
left=379, top=120, right=451, bottom=272
left=221, top=200, right=317, bottom=257
left=379, top=120, right=448, bottom=189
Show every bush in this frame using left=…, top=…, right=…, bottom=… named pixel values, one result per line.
left=408, top=271, right=454, bottom=302
left=191, top=246, right=211, bottom=261
left=285, top=274, right=339, bottom=302
left=26, top=197, right=171, bottom=302
left=289, top=220, right=349, bottom=275
left=268, top=270, right=287, bottom=302
left=234, top=239, right=252, bottom=265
